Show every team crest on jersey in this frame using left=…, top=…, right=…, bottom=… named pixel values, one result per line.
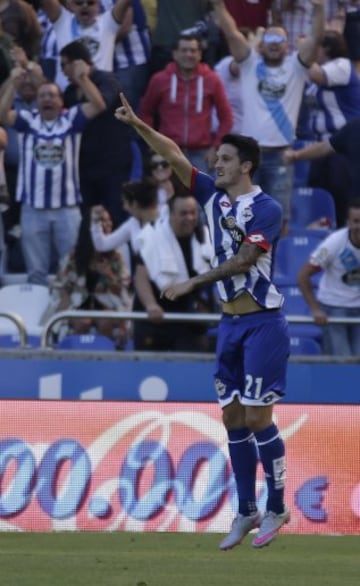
left=220, top=215, right=244, bottom=244
left=34, top=141, right=65, bottom=167
left=241, top=206, right=254, bottom=222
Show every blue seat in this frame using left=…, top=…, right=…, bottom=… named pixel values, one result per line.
left=292, top=139, right=313, bottom=188
left=0, top=334, right=41, bottom=348
left=273, top=234, right=325, bottom=287
left=290, top=336, right=322, bottom=355
left=57, top=334, right=116, bottom=351
left=279, top=285, right=323, bottom=342
left=290, top=187, right=337, bottom=233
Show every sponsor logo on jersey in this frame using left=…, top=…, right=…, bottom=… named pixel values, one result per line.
left=220, top=215, right=244, bottom=244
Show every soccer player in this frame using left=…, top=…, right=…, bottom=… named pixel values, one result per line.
left=115, top=93, right=290, bottom=549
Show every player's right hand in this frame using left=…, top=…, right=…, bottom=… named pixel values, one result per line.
left=115, top=93, right=139, bottom=126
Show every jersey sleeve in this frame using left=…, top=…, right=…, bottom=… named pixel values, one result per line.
left=190, top=168, right=217, bottom=207
left=244, top=198, right=282, bottom=251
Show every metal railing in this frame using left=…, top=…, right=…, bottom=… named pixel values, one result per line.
left=0, top=308, right=359, bottom=350
left=39, top=310, right=360, bottom=350
left=0, top=311, right=27, bottom=347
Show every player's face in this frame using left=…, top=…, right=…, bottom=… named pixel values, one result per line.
left=170, top=196, right=199, bottom=237
left=347, top=207, right=360, bottom=246
left=214, top=144, right=246, bottom=189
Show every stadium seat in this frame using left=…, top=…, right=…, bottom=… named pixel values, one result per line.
left=273, top=234, right=325, bottom=287
left=280, top=285, right=323, bottom=342
left=292, top=139, right=314, bottom=187
left=0, top=333, right=41, bottom=348
left=290, top=336, right=322, bottom=355
left=0, top=283, right=51, bottom=336
left=56, top=334, right=117, bottom=351
left=289, top=187, right=337, bottom=233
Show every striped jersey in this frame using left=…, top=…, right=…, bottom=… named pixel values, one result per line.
left=14, top=105, right=88, bottom=209
left=191, top=169, right=283, bottom=307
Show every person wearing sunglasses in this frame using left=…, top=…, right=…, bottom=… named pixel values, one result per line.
left=210, top=0, right=325, bottom=234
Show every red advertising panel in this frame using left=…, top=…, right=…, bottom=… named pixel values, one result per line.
left=0, top=401, right=359, bottom=534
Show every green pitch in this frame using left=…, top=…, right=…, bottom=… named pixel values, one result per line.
left=0, top=532, right=359, bottom=586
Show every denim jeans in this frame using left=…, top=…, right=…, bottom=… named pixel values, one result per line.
left=253, top=148, right=294, bottom=221
left=320, top=303, right=360, bottom=356
left=21, top=204, right=81, bottom=285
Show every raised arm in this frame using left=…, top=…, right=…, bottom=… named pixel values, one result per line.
left=210, top=0, right=250, bottom=62
left=72, top=61, right=106, bottom=118
left=40, top=0, right=62, bottom=23
left=112, top=0, right=133, bottom=24
left=298, top=0, right=325, bottom=67
left=0, top=68, right=25, bottom=125
left=115, top=93, right=193, bottom=188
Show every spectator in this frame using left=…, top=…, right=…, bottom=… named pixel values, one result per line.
left=139, top=33, right=233, bottom=173
left=111, top=0, right=151, bottom=112
left=40, top=0, right=132, bottom=88
left=284, top=116, right=360, bottom=204
left=60, top=40, right=133, bottom=227
left=150, top=0, right=212, bottom=73
left=210, top=0, right=325, bottom=232
left=0, top=63, right=106, bottom=284
left=51, top=207, right=132, bottom=348
left=2, top=46, right=44, bottom=222
left=90, top=178, right=159, bottom=274
left=343, top=1, right=360, bottom=74
left=298, top=199, right=360, bottom=355
left=213, top=55, right=244, bottom=134
left=133, top=192, right=214, bottom=351
left=304, top=29, right=360, bottom=226
left=0, top=0, right=42, bottom=60
left=143, top=150, right=191, bottom=215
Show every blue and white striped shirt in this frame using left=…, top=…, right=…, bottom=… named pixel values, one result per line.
left=191, top=169, right=283, bottom=307
left=14, top=106, right=88, bottom=209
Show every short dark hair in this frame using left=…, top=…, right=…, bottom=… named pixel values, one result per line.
left=60, top=40, right=93, bottom=65
left=321, top=30, right=349, bottom=60
left=174, top=33, right=202, bottom=51
left=122, top=178, right=158, bottom=209
left=347, top=198, right=360, bottom=214
left=221, top=133, right=260, bottom=177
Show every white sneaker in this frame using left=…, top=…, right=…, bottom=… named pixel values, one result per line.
left=252, top=509, right=290, bottom=548
left=219, top=511, right=263, bottom=550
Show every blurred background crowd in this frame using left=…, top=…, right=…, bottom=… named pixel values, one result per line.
left=0, top=0, right=359, bottom=355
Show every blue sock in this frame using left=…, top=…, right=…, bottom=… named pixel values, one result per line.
left=228, top=427, right=258, bottom=516
left=254, top=423, right=286, bottom=514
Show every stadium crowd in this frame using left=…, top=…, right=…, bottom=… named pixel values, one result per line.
left=0, top=0, right=360, bottom=354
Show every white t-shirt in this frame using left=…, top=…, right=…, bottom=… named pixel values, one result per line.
left=239, top=49, right=308, bottom=147
left=213, top=55, right=243, bottom=134
left=310, top=227, right=360, bottom=307
left=53, top=7, right=120, bottom=71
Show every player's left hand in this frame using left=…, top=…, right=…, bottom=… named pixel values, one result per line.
left=115, top=93, right=140, bottom=127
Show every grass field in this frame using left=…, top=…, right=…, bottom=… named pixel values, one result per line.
left=0, top=532, right=359, bottom=586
